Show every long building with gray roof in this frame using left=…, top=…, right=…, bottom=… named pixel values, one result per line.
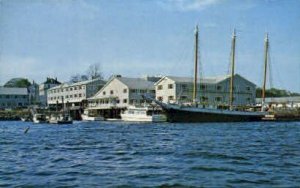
left=0, top=87, right=29, bottom=109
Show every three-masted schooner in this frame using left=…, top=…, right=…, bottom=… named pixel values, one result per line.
left=147, top=26, right=267, bottom=122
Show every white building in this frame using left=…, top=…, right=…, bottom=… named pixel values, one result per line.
left=47, top=78, right=106, bottom=109
left=39, top=77, right=61, bottom=106
left=256, top=97, right=300, bottom=108
left=88, top=75, right=156, bottom=118
left=0, top=87, right=29, bottom=109
left=155, top=74, right=256, bottom=107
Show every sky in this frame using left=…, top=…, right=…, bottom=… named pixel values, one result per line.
left=0, top=0, right=299, bottom=92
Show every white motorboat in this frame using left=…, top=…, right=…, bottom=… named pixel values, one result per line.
left=121, top=106, right=167, bottom=122
left=49, top=114, right=73, bottom=124
left=81, top=110, right=104, bottom=121
left=33, top=113, right=48, bottom=123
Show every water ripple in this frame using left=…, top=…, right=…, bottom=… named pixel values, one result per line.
left=0, top=121, right=300, bottom=187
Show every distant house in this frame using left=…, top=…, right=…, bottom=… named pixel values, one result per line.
left=0, top=87, right=29, bottom=109
left=256, top=97, right=300, bottom=108
left=28, top=81, right=39, bottom=105
left=39, top=77, right=61, bottom=106
left=88, top=75, right=156, bottom=118
left=155, top=74, right=256, bottom=107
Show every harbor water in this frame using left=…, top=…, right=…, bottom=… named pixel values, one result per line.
left=1, top=121, right=300, bottom=187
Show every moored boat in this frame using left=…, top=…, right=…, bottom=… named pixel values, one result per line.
left=33, top=113, right=48, bottom=123
left=81, top=110, right=105, bottom=121
left=148, top=26, right=267, bottom=123
left=121, top=106, right=167, bottom=122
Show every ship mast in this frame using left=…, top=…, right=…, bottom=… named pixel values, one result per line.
left=193, top=25, right=199, bottom=103
left=262, top=33, right=269, bottom=108
left=229, top=29, right=236, bottom=110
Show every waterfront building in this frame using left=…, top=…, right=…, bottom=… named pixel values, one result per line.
left=88, top=75, right=156, bottom=118
left=0, top=87, right=29, bottom=109
left=155, top=74, right=256, bottom=107
left=28, top=81, right=40, bottom=105
left=256, top=96, right=300, bottom=108
left=39, top=77, right=61, bottom=106
left=47, top=78, right=106, bottom=118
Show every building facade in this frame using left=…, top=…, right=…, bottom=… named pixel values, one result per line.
left=0, top=87, right=29, bottom=109
left=39, top=77, right=61, bottom=106
left=47, top=78, right=106, bottom=109
left=155, top=74, right=256, bottom=107
left=88, top=75, right=156, bottom=118
left=256, top=97, right=300, bottom=108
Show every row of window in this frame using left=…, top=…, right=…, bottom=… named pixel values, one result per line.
left=157, top=84, right=252, bottom=91
left=157, top=96, right=252, bottom=102
left=102, top=89, right=155, bottom=96
left=0, top=95, right=27, bottom=99
left=49, top=93, right=85, bottom=100
left=90, top=98, right=146, bottom=105
left=0, top=102, right=27, bottom=107
left=49, top=85, right=86, bottom=93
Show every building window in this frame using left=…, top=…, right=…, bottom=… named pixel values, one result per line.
left=110, top=90, right=114, bottom=95
left=181, top=84, right=187, bottom=91
left=157, top=96, right=163, bottom=101
left=157, top=85, right=163, bottom=90
left=247, top=97, right=251, bottom=102
left=79, top=94, right=82, bottom=97
left=103, top=91, right=106, bottom=95
left=216, top=85, right=222, bottom=91
left=246, top=86, right=251, bottom=91
left=180, top=96, right=187, bottom=100
left=168, top=84, right=173, bottom=89
left=200, top=84, right=206, bottom=90
left=130, top=89, right=136, bottom=93
left=66, top=95, right=69, bottom=98
left=201, top=96, right=208, bottom=102
left=70, top=95, right=73, bottom=98
left=70, top=88, right=73, bottom=91
left=79, top=86, right=82, bottom=90
left=123, top=99, right=127, bottom=103
left=74, top=94, right=77, bottom=98
left=123, top=89, right=127, bottom=93
left=215, top=97, right=222, bottom=102
left=168, top=96, right=174, bottom=101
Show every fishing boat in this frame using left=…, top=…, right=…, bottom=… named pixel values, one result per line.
left=33, top=113, right=48, bottom=123
left=121, top=106, right=167, bottom=122
left=147, top=26, right=266, bottom=122
left=49, top=114, right=73, bottom=124
left=81, top=110, right=105, bottom=121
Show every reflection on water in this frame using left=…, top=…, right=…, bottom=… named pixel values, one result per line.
left=1, top=121, right=300, bottom=187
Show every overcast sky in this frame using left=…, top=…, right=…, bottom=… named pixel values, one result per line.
left=0, top=0, right=299, bottom=92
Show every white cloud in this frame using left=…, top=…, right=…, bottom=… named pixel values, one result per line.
left=158, top=0, right=222, bottom=11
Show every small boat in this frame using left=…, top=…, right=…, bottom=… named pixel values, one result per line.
left=81, top=110, right=105, bottom=121
left=33, top=113, right=48, bottom=123
left=21, top=116, right=32, bottom=122
left=121, top=106, right=167, bottom=122
left=49, top=114, right=73, bottom=124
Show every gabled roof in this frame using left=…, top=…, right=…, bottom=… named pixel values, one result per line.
left=89, top=76, right=155, bottom=100
left=49, top=78, right=105, bottom=90
left=0, top=87, right=28, bottom=95
left=155, top=74, right=255, bottom=86
left=117, top=77, right=155, bottom=90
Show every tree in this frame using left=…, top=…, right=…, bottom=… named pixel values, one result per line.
left=86, top=63, right=103, bottom=80
left=4, top=78, right=31, bottom=88
left=70, top=74, right=88, bottom=83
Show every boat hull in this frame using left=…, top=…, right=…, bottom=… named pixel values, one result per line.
left=164, top=107, right=264, bottom=123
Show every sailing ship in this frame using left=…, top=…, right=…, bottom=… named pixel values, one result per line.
left=147, top=26, right=267, bottom=122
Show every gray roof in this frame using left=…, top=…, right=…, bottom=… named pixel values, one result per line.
left=256, top=97, right=300, bottom=103
left=156, top=74, right=255, bottom=86
left=117, top=77, right=155, bottom=90
left=49, top=78, right=106, bottom=90
left=0, top=87, right=28, bottom=95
